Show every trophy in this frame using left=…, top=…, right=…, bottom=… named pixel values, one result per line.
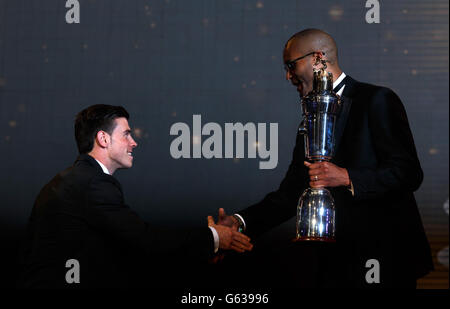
left=294, top=58, right=341, bottom=242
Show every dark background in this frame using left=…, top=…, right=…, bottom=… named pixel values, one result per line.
left=0, top=0, right=448, bottom=288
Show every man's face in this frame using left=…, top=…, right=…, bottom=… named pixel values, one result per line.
left=107, top=117, right=137, bottom=171
left=283, top=40, right=315, bottom=97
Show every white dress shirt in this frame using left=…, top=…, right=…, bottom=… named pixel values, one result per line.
left=334, top=72, right=346, bottom=96
left=94, top=158, right=111, bottom=175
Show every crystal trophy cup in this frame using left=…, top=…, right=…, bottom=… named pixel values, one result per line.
left=294, top=67, right=341, bottom=242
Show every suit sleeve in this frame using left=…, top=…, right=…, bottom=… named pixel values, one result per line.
left=238, top=132, right=309, bottom=238
left=85, top=175, right=214, bottom=260
left=347, top=87, right=423, bottom=201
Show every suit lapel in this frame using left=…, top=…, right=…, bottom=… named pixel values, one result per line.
left=334, top=95, right=352, bottom=152
left=334, top=76, right=356, bottom=154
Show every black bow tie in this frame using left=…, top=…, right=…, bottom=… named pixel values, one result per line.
left=333, top=78, right=346, bottom=94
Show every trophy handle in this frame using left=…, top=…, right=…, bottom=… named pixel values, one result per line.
left=298, top=119, right=307, bottom=135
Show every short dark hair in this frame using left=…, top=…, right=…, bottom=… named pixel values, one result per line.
left=75, top=104, right=129, bottom=154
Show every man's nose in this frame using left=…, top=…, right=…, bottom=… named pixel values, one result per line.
left=130, top=137, right=138, bottom=148
left=285, top=69, right=292, bottom=81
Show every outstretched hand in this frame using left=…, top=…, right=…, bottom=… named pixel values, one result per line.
left=217, top=208, right=239, bottom=231
left=208, top=216, right=253, bottom=253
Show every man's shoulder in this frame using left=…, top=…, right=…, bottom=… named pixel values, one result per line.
left=347, top=77, right=402, bottom=108
left=31, top=156, right=124, bottom=222
left=67, top=158, right=121, bottom=192
left=44, top=155, right=111, bottom=194
left=349, top=77, right=396, bottom=98
left=59, top=158, right=102, bottom=185
left=32, top=162, right=97, bottom=213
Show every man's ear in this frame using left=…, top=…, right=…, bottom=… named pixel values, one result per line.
left=95, top=130, right=110, bottom=148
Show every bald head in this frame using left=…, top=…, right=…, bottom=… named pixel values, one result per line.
left=286, top=29, right=339, bottom=66
left=283, top=29, right=342, bottom=96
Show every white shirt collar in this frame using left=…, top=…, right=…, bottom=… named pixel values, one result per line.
left=94, top=158, right=111, bottom=175
left=333, top=72, right=346, bottom=96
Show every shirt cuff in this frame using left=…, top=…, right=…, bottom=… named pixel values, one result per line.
left=208, top=226, right=219, bottom=253
left=348, top=181, right=355, bottom=196
left=234, top=213, right=246, bottom=231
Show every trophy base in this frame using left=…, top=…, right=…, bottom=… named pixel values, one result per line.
left=292, top=236, right=336, bottom=243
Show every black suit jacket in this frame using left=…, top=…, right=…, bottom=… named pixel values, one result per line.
left=18, top=154, right=214, bottom=288
left=239, top=76, right=433, bottom=287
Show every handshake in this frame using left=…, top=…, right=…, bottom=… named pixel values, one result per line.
left=207, top=208, right=253, bottom=254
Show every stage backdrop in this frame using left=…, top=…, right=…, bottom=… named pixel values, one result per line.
left=0, top=0, right=448, bottom=288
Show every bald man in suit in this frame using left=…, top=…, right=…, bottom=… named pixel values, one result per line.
left=217, top=29, right=433, bottom=288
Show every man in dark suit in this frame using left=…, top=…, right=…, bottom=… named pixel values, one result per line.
left=217, top=29, right=433, bottom=288
left=18, top=104, right=253, bottom=288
